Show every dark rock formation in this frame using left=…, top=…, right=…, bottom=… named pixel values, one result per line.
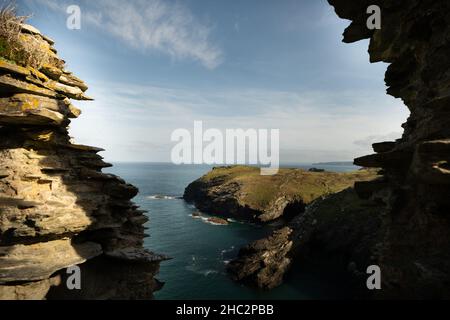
left=228, top=227, right=293, bottom=289
left=228, top=188, right=385, bottom=292
left=184, top=166, right=377, bottom=223
left=0, top=24, right=167, bottom=300
left=328, top=0, right=450, bottom=298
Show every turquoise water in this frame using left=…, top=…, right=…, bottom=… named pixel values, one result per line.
left=106, top=163, right=358, bottom=300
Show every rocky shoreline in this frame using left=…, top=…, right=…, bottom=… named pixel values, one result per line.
left=0, top=22, right=167, bottom=299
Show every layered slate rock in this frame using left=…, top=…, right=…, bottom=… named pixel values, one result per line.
left=328, top=0, right=450, bottom=298
left=0, top=24, right=166, bottom=300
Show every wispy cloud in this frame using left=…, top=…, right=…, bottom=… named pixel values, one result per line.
left=70, top=81, right=409, bottom=162
left=26, top=0, right=223, bottom=69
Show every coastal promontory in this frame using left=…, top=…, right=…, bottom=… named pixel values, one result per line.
left=184, top=165, right=378, bottom=223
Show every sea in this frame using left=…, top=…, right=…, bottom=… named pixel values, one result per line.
left=105, top=162, right=358, bottom=300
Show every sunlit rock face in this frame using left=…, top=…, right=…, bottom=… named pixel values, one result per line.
left=0, top=24, right=166, bottom=300
left=329, top=0, right=450, bottom=298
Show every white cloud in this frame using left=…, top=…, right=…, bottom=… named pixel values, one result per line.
left=26, top=0, right=223, bottom=69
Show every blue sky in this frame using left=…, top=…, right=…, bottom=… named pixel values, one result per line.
left=19, top=0, right=409, bottom=163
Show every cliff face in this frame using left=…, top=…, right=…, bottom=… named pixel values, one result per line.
left=0, top=24, right=166, bottom=299
left=329, top=0, right=450, bottom=298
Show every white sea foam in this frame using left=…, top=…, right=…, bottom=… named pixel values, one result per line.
left=203, top=218, right=227, bottom=226
left=221, top=246, right=235, bottom=255
left=190, top=212, right=229, bottom=226
left=186, top=266, right=219, bottom=277
left=146, top=194, right=180, bottom=200
left=203, top=270, right=219, bottom=276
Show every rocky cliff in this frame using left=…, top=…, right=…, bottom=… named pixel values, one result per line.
left=0, top=22, right=166, bottom=300
left=328, top=0, right=450, bottom=298
left=229, top=1, right=450, bottom=298
left=184, top=166, right=377, bottom=223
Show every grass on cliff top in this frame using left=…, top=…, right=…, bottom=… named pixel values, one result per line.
left=201, top=166, right=379, bottom=209
left=0, top=4, right=63, bottom=69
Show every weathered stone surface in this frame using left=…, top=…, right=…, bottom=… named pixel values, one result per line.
left=0, top=239, right=102, bottom=283
left=372, top=141, right=396, bottom=153
left=0, top=106, right=64, bottom=125
left=59, top=74, right=88, bottom=92
left=0, top=276, right=61, bottom=300
left=20, top=24, right=42, bottom=36
left=47, top=80, right=93, bottom=101
left=354, top=149, right=412, bottom=168
left=0, top=59, right=30, bottom=76
left=0, top=74, right=57, bottom=98
left=40, top=64, right=62, bottom=80
left=0, top=94, right=77, bottom=126
left=66, top=103, right=81, bottom=118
